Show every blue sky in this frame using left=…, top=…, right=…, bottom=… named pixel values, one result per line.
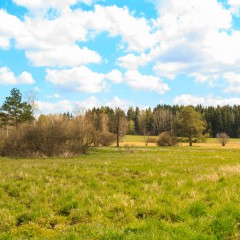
left=1, top=0, right=240, bottom=114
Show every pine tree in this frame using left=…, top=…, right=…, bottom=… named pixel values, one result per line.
left=0, top=88, right=34, bottom=128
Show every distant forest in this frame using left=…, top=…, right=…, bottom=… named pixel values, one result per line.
left=83, top=104, right=240, bottom=138
left=1, top=89, right=240, bottom=141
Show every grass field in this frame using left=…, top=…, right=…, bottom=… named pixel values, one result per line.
left=124, top=135, right=240, bottom=148
left=1, top=145, right=240, bottom=239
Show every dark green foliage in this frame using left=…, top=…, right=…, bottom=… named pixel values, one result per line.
left=211, top=216, right=236, bottom=239
left=187, top=201, right=207, bottom=218
left=69, top=104, right=240, bottom=138
left=0, top=88, right=34, bottom=127
left=125, top=104, right=240, bottom=138
left=16, top=212, right=36, bottom=226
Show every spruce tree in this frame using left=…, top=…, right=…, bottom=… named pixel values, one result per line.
left=0, top=88, right=34, bottom=128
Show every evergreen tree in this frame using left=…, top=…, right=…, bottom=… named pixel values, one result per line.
left=145, top=107, right=154, bottom=135
left=0, top=88, right=34, bottom=128
left=133, top=107, right=140, bottom=135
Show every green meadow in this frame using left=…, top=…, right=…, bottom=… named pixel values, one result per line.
left=1, top=146, right=240, bottom=239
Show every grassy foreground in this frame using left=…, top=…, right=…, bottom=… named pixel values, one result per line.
left=1, top=147, right=240, bottom=239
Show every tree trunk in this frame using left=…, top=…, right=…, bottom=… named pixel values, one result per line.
left=116, top=129, right=119, bottom=147
left=189, top=133, right=192, bottom=147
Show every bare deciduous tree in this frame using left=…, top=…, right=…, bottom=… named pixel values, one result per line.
left=153, top=108, right=172, bottom=134
left=138, top=110, right=149, bottom=146
left=110, top=108, right=128, bottom=147
left=99, top=113, right=109, bottom=133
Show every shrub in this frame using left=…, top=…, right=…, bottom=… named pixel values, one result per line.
left=216, top=132, right=230, bottom=146
left=93, top=131, right=100, bottom=147
left=157, top=131, right=178, bottom=146
left=0, top=128, right=7, bottom=155
left=146, top=137, right=157, bottom=145
left=99, top=132, right=116, bottom=146
left=143, top=135, right=156, bottom=146
left=1, top=115, right=96, bottom=158
left=65, top=117, right=95, bottom=154
left=1, top=122, right=68, bottom=158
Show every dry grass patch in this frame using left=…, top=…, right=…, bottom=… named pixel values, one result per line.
left=122, top=141, right=240, bottom=148
left=219, top=165, right=240, bottom=175
left=180, top=142, right=240, bottom=148
left=194, top=173, right=219, bottom=183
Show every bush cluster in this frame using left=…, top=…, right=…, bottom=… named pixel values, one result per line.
left=98, top=132, right=116, bottom=146
left=0, top=116, right=97, bottom=158
left=157, top=131, right=178, bottom=146
left=216, top=132, right=230, bottom=146
left=146, top=136, right=157, bottom=145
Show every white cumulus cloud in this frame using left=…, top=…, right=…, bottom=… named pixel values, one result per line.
left=26, top=45, right=101, bottom=67
left=12, top=0, right=78, bottom=12
left=223, top=72, right=240, bottom=93
left=125, top=70, right=170, bottom=94
left=119, top=0, right=240, bottom=91
left=36, top=96, right=99, bottom=115
left=0, top=10, right=25, bottom=49
left=2, top=0, right=240, bottom=100
left=35, top=96, right=132, bottom=114
left=46, top=66, right=107, bottom=93
left=0, top=67, right=35, bottom=85
left=1, top=4, right=156, bottom=68
left=85, top=5, right=157, bottom=52
left=36, top=99, right=74, bottom=114
left=228, top=0, right=240, bottom=15
left=105, top=96, right=132, bottom=111
left=173, top=94, right=240, bottom=106
left=106, top=70, right=123, bottom=84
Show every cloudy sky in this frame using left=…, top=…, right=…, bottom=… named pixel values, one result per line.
left=0, top=0, right=240, bottom=114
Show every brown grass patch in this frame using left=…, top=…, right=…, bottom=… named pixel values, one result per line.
left=121, top=142, right=157, bottom=147
left=178, top=142, right=240, bottom=148
left=121, top=141, right=240, bottom=148
left=194, top=173, right=219, bottom=183
left=219, top=165, right=240, bottom=175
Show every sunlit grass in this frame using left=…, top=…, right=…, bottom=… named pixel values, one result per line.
left=124, top=135, right=240, bottom=149
left=124, top=135, right=240, bottom=144
left=124, top=135, right=147, bottom=143
left=1, top=147, right=240, bottom=239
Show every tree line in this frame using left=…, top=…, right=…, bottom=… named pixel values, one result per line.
left=0, top=88, right=238, bottom=157
left=87, top=104, right=240, bottom=138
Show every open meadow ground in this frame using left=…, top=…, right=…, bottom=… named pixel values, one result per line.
left=1, top=146, right=240, bottom=239
left=124, top=135, right=240, bottom=148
